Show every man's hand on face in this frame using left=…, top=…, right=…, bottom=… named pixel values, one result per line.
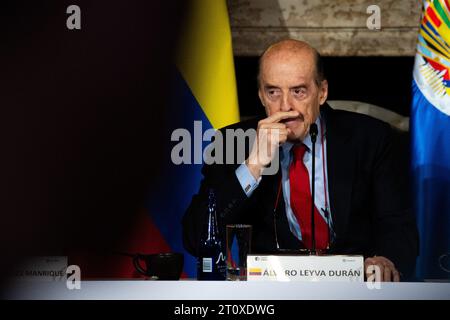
left=246, top=111, right=301, bottom=180
left=364, top=256, right=400, bottom=282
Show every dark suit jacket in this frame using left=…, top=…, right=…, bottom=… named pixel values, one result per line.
left=182, top=104, right=419, bottom=277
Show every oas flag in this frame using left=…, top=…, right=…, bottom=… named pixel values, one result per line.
left=411, top=0, right=450, bottom=280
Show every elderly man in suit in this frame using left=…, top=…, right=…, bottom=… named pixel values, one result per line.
left=182, top=39, right=418, bottom=281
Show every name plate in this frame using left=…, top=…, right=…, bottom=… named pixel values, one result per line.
left=12, top=256, right=68, bottom=281
left=247, top=254, right=364, bottom=282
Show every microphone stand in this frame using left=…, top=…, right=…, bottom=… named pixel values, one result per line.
left=309, top=123, right=318, bottom=255
left=273, top=123, right=321, bottom=256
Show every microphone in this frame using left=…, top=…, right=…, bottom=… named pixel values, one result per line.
left=309, top=123, right=318, bottom=254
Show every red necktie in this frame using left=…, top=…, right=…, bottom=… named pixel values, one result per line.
left=289, top=144, right=329, bottom=249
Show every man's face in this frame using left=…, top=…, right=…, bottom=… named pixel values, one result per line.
left=258, top=50, right=328, bottom=142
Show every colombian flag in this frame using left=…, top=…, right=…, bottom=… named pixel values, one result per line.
left=249, top=268, right=262, bottom=276
left=145, top=0, right=240, bottom=278
left=412, top=0, right=450, bottom=280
